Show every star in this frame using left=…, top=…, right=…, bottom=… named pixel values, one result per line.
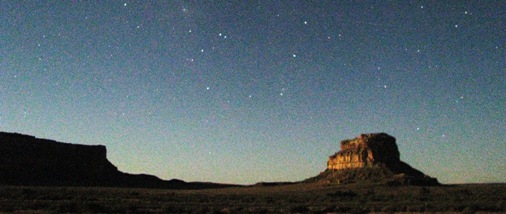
left=3, top=0, right=503, bottom=185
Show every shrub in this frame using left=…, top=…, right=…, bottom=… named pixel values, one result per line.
left=290, top=205, right=309, bottom=213
left=327, top=190, right=357, bottom=199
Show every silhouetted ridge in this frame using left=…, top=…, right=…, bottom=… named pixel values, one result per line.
left=0, top=132, right=238, bottom=189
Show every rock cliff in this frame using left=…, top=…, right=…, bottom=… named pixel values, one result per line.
left=0, top=132, right=237, bottom=189
left=327, top=133, right=400, bottom=170
left=308, top=133, right=439, bottom=185
left=0, top=132, right=119, bottom=186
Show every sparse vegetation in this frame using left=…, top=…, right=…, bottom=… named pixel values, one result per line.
left=0, top=183, right=504, bottom=213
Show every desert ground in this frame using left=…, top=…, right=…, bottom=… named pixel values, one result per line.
left=0, top=182, right=504, bottom=213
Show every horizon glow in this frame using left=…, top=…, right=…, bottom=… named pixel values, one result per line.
left=1, top=1, right=504, bottom=184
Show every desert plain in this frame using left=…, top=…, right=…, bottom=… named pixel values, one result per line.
left=1, top=182, right=505, bottom=213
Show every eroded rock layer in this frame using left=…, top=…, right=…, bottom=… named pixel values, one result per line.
left=311, top=133, right=439, bottom=185
left=327, top=133, right=399, bottom=170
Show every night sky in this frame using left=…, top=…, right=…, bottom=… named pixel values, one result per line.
left=1, top=1, right=504, bottom=184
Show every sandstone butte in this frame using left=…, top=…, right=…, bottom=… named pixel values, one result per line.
left=308, top=133, right=440, bottom=185
left=1, top=131, right=439, bottom=187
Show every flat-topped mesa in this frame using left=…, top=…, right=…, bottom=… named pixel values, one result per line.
left=307, top=133, right=439, bottom=185
left=0, top=131, right=240, bottom=189
left=0, top=132, right=120, bottom=186
left=327, top=133, right=400, bottom=170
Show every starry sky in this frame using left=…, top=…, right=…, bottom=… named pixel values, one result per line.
left=1, top=1, right=504, bottom=184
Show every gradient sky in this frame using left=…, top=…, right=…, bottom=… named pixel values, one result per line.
left=1, top=1, right=504, bottom=184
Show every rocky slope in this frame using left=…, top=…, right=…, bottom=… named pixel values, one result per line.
left=307, top=133, right=439, bottom=185
left=0, top=132, right=237, bottom=189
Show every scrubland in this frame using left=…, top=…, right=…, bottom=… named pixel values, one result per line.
left=0, top=182, right=504, bottom=213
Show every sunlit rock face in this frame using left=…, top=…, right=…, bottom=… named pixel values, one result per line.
left=307, top=133, right=440, bottom=185
left=327, top=133, right=400, bottom=170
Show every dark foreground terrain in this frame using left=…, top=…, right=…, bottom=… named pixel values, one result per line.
left=1, top=182, right=504, bottom=213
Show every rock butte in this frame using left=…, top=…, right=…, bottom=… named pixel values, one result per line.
left=1, top=131, right=438, bottom=187
left=309, top=133, right=439, bottom=185
left=327, top=133, right=400, bottom=170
